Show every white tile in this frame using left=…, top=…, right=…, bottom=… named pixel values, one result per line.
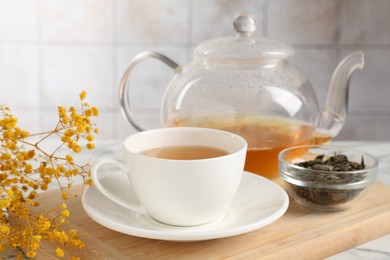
left=335, top=113, right=390, bottom=141
left=0, top=0, right=38, bottom=41
left=342, top=0, right=390, bottom=44
left=41, top=45, right=113, bottom=108
left=290, top=48, right=341, bottom=110
left=116, top=109, right=160, bottom=139
left=116, top=45, right=187, bottom=110
left=292, top=48, right=390, bottom=139
left=116, top=0, right=189, bottom=43
left=40, top=0, right=113, bottom=42
left=192, top=0, right=262, bottom=44
left=342, top=49, right=390, bottom=112
left=116, top=111, right=141, bottom=140
left=268, top=0, right=340, bottom=45
left=0, top=44, right=39, bottom=106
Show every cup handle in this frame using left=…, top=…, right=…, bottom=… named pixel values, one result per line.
left=91, top=158, right=146, bottom=215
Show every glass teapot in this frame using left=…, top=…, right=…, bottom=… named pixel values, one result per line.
left=119, top=13, right=364, bottom=178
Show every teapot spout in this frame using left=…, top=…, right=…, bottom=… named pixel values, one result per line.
left=316, top=51, right=364, bottom=139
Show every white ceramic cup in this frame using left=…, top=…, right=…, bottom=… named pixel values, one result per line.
left=91, top=127, right=247, bottom=226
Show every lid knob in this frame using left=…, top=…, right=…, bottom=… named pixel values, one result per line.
left=233, top=12, right=257, bottom=36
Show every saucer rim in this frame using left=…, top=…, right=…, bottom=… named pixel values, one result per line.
left=81, top=171, right=289, bottom=241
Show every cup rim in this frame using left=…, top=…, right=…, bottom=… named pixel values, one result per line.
left=122, top=127, right=248, bottom=162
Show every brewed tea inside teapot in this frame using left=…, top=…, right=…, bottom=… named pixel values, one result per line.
left=119, top=12, right=364, bottom=179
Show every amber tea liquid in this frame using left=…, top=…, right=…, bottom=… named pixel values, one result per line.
left=170, top=115, right=331, bottom=179
left=140, top=145, right=228, bottom=160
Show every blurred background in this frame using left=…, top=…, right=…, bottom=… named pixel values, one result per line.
left=0, top=0, right=389, bottom=141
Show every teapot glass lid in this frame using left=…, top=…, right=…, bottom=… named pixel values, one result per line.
left=195, top=13, right=294, bottom=62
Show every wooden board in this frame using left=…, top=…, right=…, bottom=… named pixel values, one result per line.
left=35, top=181, right=390, bottom=259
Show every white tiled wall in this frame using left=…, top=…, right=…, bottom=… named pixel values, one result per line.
left=0, top=0, right=389, bottom=141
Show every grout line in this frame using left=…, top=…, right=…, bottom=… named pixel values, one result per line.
left=186, top=0, right=194, bottom=62
left=339, top=0, right=350, bottom=46
left=10, top=105, right=390, bottom=117
left=0, top=41, right=40, bottom=45
left=292, top=44, right=390, bottom=49
left=0, top=40, right=188, bottom=48
left=262, top=0, right=268, bottom=37
left=23, top=105, right=119, bottom=113
left=3, top=40, right=390, bottom=50
left=131, top=108, right=160, bottom=114
left=115, top=42, right=188, bottom=48
left=334, top=0, right=343, bottom=45
left=334, top=0, right=346, bottom=78
left=112, top=0, right=118, bottom=139
left=36, top=0, right=44, bottom=132
left=347, top=111, right=390, bottom=116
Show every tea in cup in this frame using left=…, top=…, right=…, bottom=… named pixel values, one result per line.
left=91, top=127, right=247, bottom=226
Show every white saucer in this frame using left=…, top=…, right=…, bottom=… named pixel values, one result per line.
left=81, top=171, right=289, bottom=241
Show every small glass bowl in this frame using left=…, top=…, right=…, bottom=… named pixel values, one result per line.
left=278, top=145, right=378, bottom=211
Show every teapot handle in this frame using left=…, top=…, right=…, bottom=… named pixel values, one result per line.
left=119, top=51, right=179, bottom=131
